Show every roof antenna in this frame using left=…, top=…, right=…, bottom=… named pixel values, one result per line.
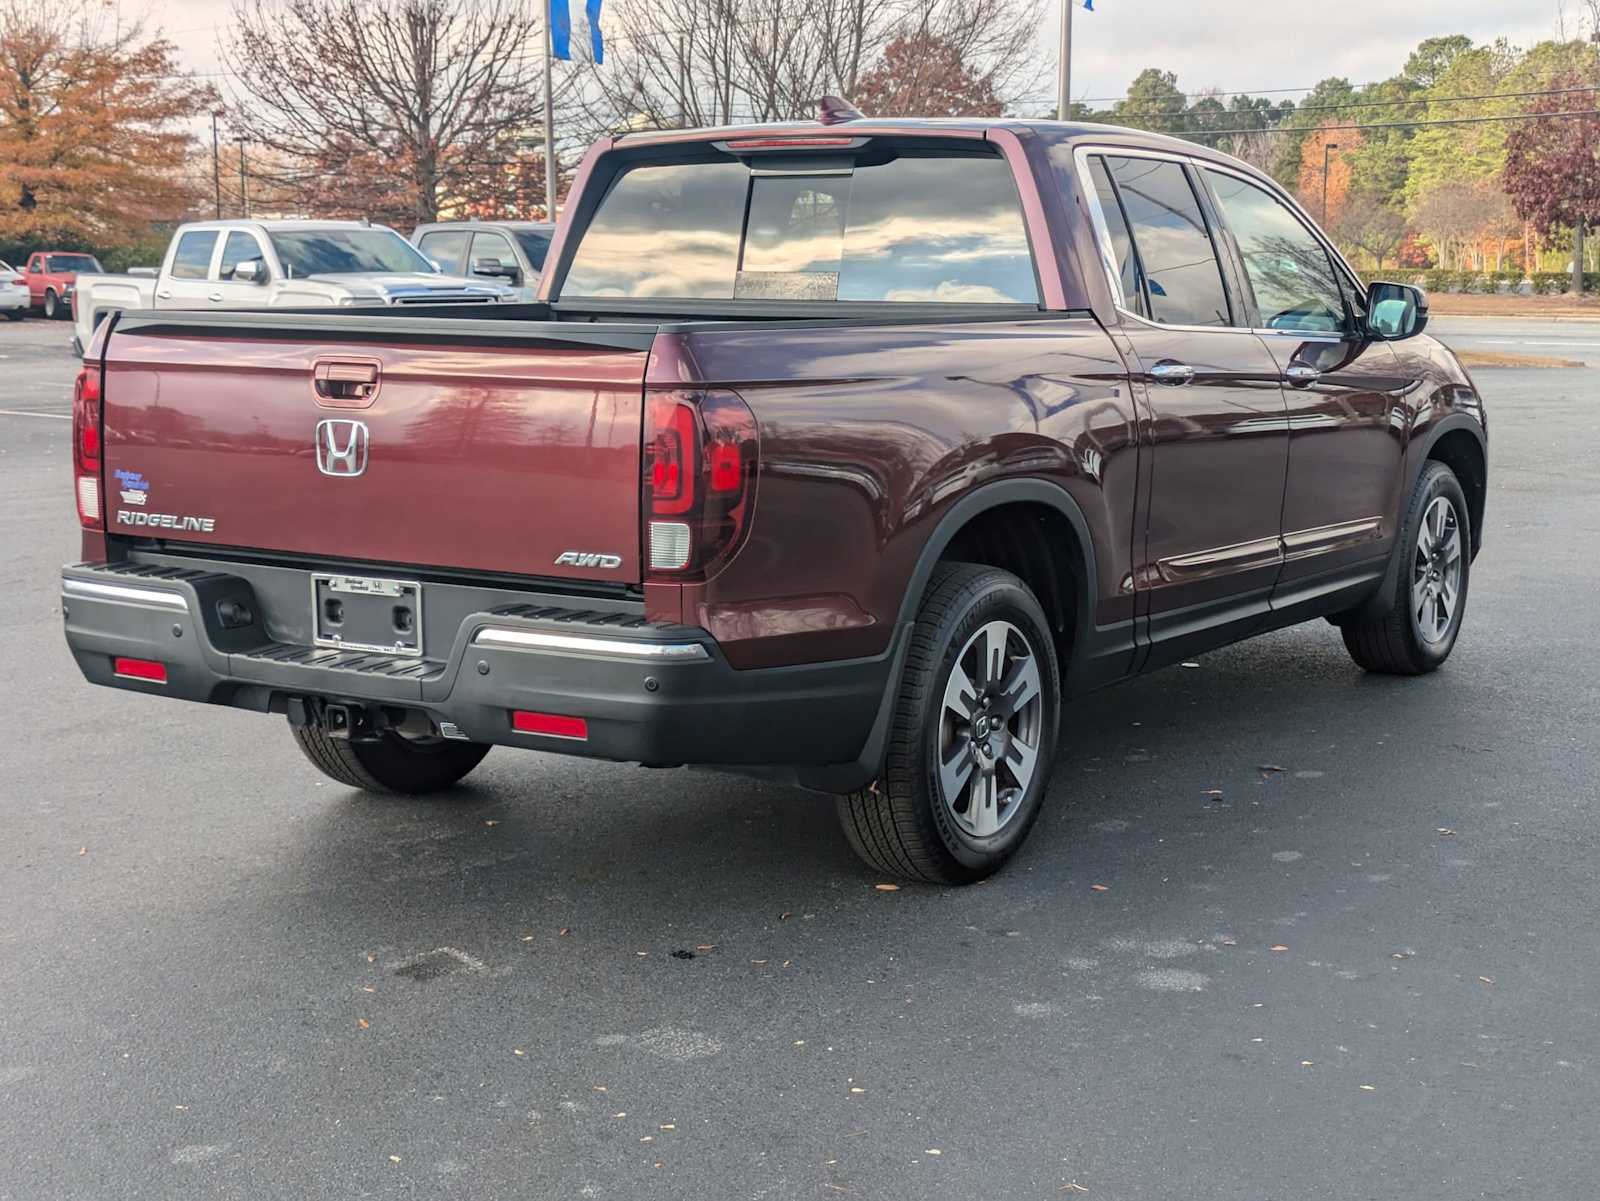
left=818, top=95, right=866, bottom=125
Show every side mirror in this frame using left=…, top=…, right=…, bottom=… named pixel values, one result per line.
left=1365, top=281, right=1427, bottom=340
left=473, top=256, right=518, bottom=282
left=234, top=258, right=268, bottom=284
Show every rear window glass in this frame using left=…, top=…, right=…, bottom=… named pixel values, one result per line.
left=47, top=254, right=102, bottom=274
left=561, top=151, right=1038, bottom=304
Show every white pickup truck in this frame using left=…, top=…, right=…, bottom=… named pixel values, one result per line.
left=72, top=218, right=515, bottom=353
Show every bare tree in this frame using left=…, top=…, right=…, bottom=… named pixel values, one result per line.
left=572, top=0, right=1042, bottom=137
left=1332, top=193, right=1407, bottom=271
left=224, top=0, right=573, bottom=226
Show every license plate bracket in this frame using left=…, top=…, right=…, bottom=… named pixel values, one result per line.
left=311, top=574, right=423, bottom=657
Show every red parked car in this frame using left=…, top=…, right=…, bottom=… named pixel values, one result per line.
left=60, top=112, right=1486, bottom=883
left=25, top=251, right=103, bottom=320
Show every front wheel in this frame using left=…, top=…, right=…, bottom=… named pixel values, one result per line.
left=836, top=563, right=1061, bottom=884
left=43, top=290, right=60, bottom=319
left=293, top=725, right=490, bottom=795
left=1341, top=461, right=1471, bottom=674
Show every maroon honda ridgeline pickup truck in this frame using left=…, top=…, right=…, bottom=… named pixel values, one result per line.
left=62, top=116, right=1486, bottom=883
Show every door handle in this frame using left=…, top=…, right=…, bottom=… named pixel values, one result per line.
left=207, top=292, right=223, bottom=302
left=156, top=290, right=172, bottom=299
left=1149, top=360, right=1195, bottom=386
left=313, top=359, right=381, bottom=406
left=1285, top=363, right=1322, bottom=387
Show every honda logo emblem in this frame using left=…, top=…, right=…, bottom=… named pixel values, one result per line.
left=315, top=419, right=369, bottom=477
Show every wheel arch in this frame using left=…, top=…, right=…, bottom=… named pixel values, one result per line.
left=1421, top=422, right=1486, bottom=557
left=895, top=479, right=1100, bottom=684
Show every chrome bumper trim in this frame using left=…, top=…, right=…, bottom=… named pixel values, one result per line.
left=473, top=626, right=710, bottom=661
left=62, top=578, right=190, bottom=611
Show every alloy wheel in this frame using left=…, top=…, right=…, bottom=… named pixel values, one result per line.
left=1411, top=495, right=1463, bottom=644
left=936, top=620, right=1045, bottom=837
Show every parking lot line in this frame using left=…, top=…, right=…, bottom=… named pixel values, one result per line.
left=0, top=407, right=69, bottom=420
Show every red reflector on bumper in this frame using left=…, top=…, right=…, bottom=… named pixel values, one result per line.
left=511, top=710, right=588, bottom=740
left=113, top=657, right=167, bottom=683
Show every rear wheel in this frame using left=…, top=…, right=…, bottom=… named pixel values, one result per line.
left=1341, top=461, right=1470, bottom=674
left=2, top=310, right=20, bottom=321
left=292, top=725, right=490, bottom=795
left=836, top=563, right=1061, bottom=884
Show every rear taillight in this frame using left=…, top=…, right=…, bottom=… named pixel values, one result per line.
left=72, top=365, right=103, bottom=531
left=642, top=389, right=758, bottom=580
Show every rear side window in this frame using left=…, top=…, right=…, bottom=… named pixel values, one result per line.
left=561, top=151, right=1038, bottom=304
left=171, top=231, right=218, bottom=280
left=1085, top=156, right=1146, bottom=319
left=1104, top=157, right=1230, bottom=327
left=417, top=230, right=468, bottom=275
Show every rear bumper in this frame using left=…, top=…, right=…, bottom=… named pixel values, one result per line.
left=60, top=559, right=905, bottom=792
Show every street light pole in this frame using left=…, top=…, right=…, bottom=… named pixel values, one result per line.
left=1322, top=141, right=1340, bottom=224
left=211, top=112, right=222, bottom=219
left=1056, top=0, right=1073, bottom=120
left=543, top=8, right=557, bottom=221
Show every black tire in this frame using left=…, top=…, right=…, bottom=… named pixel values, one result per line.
left=292, top=725, right=490, bottom=795
left=43, top=290, right=59, bottom=319
left=836, top=563, right=1062, bottom=885
left=2, top=310, right=21, bottom=322
left=1341, top=460, right=1471, bottom=674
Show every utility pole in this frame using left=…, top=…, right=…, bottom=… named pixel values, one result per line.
left=211, top=112, right=222, bottom=219
left=543, top=7, right=557, bottom=222
left=238, top=139, right=250, bottom=218
left=1321, top=142, right=1340, bottom=224
left=1056, top=0, right=1072, bottom=120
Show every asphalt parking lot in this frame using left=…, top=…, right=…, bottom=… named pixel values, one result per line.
left=2, top=315, right=1596, bottom=1200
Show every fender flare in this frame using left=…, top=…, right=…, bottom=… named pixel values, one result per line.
left=1353, top=412, right=1486, bottom=623
left=893, top=477, right=1103, bottom=673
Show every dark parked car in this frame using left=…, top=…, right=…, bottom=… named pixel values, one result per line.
left=61, top=113, right=1485, bottom=883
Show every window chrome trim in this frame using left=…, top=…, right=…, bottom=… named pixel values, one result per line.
left=61, top=578, right=190, bottom=611
left=473, top=626, right=710, bottom=661
left=1071, top=144, right=1360, bottom=342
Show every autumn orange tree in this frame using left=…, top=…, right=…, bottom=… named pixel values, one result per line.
left=0, top=0, right=215, bottom=251
left=854, top=32, right=1003, bottom=118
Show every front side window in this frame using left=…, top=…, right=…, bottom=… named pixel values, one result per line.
left=1205, top=170, right=1348, bottom=333
left=417, top=230, right=468, bottom=275
left=219, top=231, right=265, bottom=280
left=268, top=229, right=434, bottom=278
left=469, top=231, right=517, bottom=275
left=1105, top=157, right=1230, bottom=327
left=561, top=150, right=1038, bottom=304
left=170, top=232, right=218, bottom=280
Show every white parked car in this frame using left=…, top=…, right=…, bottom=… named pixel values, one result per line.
left=0, top=260, right=28, bottom=321
left=72, top=219, right=516, bottom=353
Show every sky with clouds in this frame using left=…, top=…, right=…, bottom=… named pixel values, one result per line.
left=143, top=0, right=1578, bottom=114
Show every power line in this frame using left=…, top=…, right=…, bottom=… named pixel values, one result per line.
left=1176, top=107, right=1600, bottom=137
left=1111, top=84, right=1600, bottom=118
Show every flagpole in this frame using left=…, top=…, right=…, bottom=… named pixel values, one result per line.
left=543, top=2, right=557, bottom=221
left=1056, top=0, right=1072, bottom=121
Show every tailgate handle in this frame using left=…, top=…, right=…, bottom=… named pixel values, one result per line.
left=313, top=360, right=381, bottom=407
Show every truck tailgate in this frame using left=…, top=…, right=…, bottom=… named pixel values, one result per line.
left=98, top=313, right=653, bottom=584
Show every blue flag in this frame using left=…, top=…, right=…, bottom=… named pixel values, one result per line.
left=1083, top=0, right=1093, bottom=9
left=549, top=0, right=571, bottom=61
left=587, top=0, right=604, bottom=64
